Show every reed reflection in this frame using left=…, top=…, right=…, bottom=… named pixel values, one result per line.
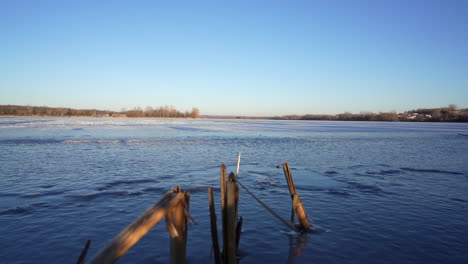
left=286, top=232, right=308, bottom=264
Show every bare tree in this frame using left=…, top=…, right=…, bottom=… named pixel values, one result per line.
left=190, top=107, right=199, bottom=118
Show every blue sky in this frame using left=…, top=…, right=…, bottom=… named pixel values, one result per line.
left=1, top=0, right=467, bottom=116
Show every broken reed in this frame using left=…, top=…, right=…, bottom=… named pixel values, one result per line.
left=208, top=187, right=222, bottom=264
left=86, top=187, right=190, bottom=264
left=213, top=164, right=241, bottom=264
left=81, top=159, right=312, bottom=264
left=283, top=162, right=312, bottom=232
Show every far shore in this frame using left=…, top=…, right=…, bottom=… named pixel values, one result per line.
left=2, top=114, right=468, bottom=123
left=1, top=104, right=467, bottom=122
left=0, top=114, right=206, bottom=119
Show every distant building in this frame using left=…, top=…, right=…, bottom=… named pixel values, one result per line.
left=407, top=113, right=418, bottom=119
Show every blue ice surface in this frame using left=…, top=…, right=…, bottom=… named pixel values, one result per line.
left=0, top=117, right=467, bottom=263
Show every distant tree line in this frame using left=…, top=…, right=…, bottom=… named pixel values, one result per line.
left=124, top=106, right=200, bottom=118
left=403, top=104, right=466, bottom=122
left=0, top=105, right=201, bottom=118
left=1, top=104, right=466, bottom=122
left=0, top=105, right=109, bottom=117
left=272, top=105, right=468, bottom=122
left=272, top=112, right=400, bottom=121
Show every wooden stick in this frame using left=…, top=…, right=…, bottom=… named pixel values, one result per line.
left=225, top=173, right=237, bottom=264
left=208, top=188, right=222, bottom=264
left=283, top=163, right=297, bottom=197
left=234, top=154, right=242, bottom=255
left=283, top=163, right=311, bottom=232
left=167, top=187, right=190, bottom=264
left=220, top=164, right=227, bottom=260
left=236, top=152, right=241, bottom=179
left=220, top=164, right=227, bottom=210
left=87, top=189, right=186, bottom=264
left=234, top=182, right=239, bottom=232
left=76, top=239, right=91, bottom=264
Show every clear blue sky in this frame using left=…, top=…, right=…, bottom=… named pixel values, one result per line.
left=1, top=0, right=467, bottom=116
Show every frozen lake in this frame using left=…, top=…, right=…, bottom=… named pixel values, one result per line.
left=1, top=117, right=467, bottom=263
